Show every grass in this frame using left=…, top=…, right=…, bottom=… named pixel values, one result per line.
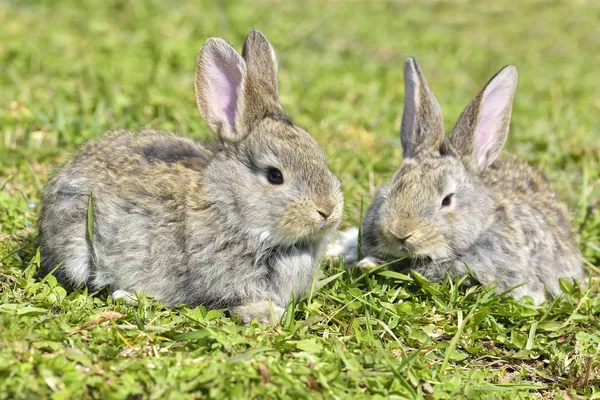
left=1, top=0, right=599, bottom=398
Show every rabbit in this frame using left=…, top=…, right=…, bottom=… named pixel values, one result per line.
left=38, top=30, right=344, bottom=324
left=328, top=58, right=584, bottom=303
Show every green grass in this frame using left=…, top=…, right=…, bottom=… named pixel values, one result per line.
left=1, top=0, right=599, bottom=398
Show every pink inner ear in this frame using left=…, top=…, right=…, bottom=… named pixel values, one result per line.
left=205, top=53, right=243, bottom=129
left=474, top=92, right=504, bottom=158
left=474, top=72, right=516, bottom=166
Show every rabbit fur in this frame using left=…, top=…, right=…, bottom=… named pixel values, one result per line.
left=328, top=58, right=583, bottom=303
left=38, top=30, right=344, bottom=323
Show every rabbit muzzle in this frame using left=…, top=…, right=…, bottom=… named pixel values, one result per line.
left=380, top=219, right=451, bottom=261
left=278, top=195, right=343, bottom=242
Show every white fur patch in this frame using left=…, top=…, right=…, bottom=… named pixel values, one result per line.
left=357, top=257, right=381, bottom=270
left=231, top=300, right=285, bottom=325
left=112, top=290, right=138, bottom=305
left=326, top=227, right=360, bottom=266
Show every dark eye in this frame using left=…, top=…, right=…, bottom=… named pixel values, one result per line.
left=267, top=168, right=284, bottom=185
left=441, top=194, right=454, bottom=207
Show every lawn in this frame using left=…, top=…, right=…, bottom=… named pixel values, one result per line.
left=1, top=0, right=599, bottom=398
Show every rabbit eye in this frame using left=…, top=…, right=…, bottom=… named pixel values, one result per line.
left=441, top=194, right=454, bottom=207
left=267, top=168, right=284, bottom=185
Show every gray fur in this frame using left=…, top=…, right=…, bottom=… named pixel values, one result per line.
left=38, top=31, right=344, bottom=323
left=344, top=58, right=583, bottom=302
left=400, top=58, right=444, bottom=158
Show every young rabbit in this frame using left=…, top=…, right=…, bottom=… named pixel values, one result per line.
left=329, top=58, right=583, bottom=303
left=38, top=30, right=344, bottom=323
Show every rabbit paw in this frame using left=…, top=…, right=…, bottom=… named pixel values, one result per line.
left=357, top=257, right=381, bottom=270
left=112, top=290, right=138, bottom=305
left=231, top=301, right=285, bottom=325
left=510, top=285, right=547, bottom=305
left=326, top=227, right=359, bottom=266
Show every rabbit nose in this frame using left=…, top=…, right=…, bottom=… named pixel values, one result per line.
left=398, top=233, right=413, bottom=243
left=316, top=209, right=330, bottom=220
left=390, top=230, right=413, bottom=244
left=314, top=198, right=336, bottom=221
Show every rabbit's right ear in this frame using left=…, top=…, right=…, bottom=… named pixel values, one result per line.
left=400, top=58, right=445, bottom=158
left=449, top=65, right=518, bottom=172
left=240, top=30, right=284, bottom=128
left=195, top=37, right=247, bottom=143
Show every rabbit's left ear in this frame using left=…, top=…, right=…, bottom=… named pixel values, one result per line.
left=195, top=37, right=247, bottom=143
left=449, top=65, right=518, bottom=171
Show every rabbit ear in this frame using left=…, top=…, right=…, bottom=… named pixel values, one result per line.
left=449, top=65, right=518, bottom=171
left=240, top=30, right=283, bottom=125
left=195, top=37, right=247, bottom=143
left=400, top=58, right=444, bottom=158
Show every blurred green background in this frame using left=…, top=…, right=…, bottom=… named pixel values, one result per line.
left=1, top=1, right=599, bottom=398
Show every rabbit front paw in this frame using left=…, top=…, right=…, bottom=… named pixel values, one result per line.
left=112, top=290, right=138, bottom=305
left=231, top=301, right=285, bottom=325
left=326, top=227, right=359, bottom=266
left=357, top=257, right=381, bottom=270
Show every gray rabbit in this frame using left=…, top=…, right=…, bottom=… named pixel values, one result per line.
left=38, top=30, right=344, bottom=323
left=328, top=58, right=584, bottom=303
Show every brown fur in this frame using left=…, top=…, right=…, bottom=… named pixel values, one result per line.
left=38, top=31, right=343, bottom=324
left=353, top=58, right=583, bottom=302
